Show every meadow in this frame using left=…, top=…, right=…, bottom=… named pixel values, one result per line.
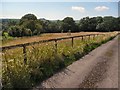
left=1, top=32, right=118, bottom=89
left=2, top=32, right=105, bottom=47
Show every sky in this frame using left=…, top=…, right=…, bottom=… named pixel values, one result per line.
left=0, top=0, right=119, bottom=20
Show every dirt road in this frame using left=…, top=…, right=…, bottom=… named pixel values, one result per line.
left=33, top=35, right=119, bottom=89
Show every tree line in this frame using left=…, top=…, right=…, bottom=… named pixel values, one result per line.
left=2, top=14, right=120, bottom=37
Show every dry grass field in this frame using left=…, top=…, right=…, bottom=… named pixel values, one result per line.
left=2, top=32, right=108, bottom=46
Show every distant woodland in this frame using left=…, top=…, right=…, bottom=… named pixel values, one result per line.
left=1, top=14, right=120, bottom=38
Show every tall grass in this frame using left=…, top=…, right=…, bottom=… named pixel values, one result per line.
left=2, top=32, right=117, bottom=89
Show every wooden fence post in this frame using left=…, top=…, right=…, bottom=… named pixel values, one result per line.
left=84, top=35, right=87, bottom=41
left=55, top=40, right=57, bottom=53
left=23, top=45, right=27, bottom=64
left=97, top=34, right=99, bottom=37
left=94, top=34, right=95, bottom=39
left=89, top=35, right=90, bottom=40
left=72, top=37, right=74, bottom=47
left=82, top=36, right=83, bottom=41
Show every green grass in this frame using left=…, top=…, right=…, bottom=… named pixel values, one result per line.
left=2, top=33, right=117, bottom=89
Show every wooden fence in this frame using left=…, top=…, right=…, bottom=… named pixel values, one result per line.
left=0, top=34, right=107, bottom=64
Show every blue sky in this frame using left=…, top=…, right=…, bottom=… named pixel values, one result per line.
left=1, top=0, right=119, bottom=2
left=0, top=0, right=119, bottom=20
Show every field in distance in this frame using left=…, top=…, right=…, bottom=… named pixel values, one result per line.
left=2, top=32, right=110, bottom=47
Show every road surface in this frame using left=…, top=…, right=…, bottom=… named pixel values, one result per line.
left=33, top=35, right=119, bottom=89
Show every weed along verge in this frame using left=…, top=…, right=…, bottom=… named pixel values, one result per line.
left=1, top=32, right=118, bottom=89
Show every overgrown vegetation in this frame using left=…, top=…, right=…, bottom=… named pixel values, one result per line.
left=1, top=14, right=120, bottom=38
left=2, top=32, right=117, bottom=89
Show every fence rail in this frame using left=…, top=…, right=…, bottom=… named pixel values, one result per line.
left=1, top=33, right=108, bottom=64
left=1, top=34, right=104, bottom=50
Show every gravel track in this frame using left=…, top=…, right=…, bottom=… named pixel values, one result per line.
left=33, top=35, right=119, bottom=89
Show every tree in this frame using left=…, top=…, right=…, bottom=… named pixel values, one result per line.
left=96, top=16, right=103, bottom=24
left=39, top=19, right=50, bottom=33
left=96, top=16, right=118, bottom=32
left=117, top=17, right=120, bottom=31
left=19, top=14, right=43, bottom=36
left=20, top=14, right=37, bottom=25
left=96, top=22, right=106, bottom=32
left=62, top=17, right=78, bottom=32
left=78, top=17, right=103, bottom=32
left=8, top=26, right=32, bottom=37
left=9, top=26, right=22, bottom=37
left=21, top=28, right=32, bottom=36
left=33, top=23, right=43, bottom=35
left=88, top=17, right=97, bottom=31
left=78, top=17, right=90, bottom=31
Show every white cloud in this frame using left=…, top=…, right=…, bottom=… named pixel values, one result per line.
left=72, top=6, right=85, bottom=13
left=95, top=6, right=109, bottom=11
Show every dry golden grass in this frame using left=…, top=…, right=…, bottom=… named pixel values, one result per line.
left=3, top=32, right=108, bottom=47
